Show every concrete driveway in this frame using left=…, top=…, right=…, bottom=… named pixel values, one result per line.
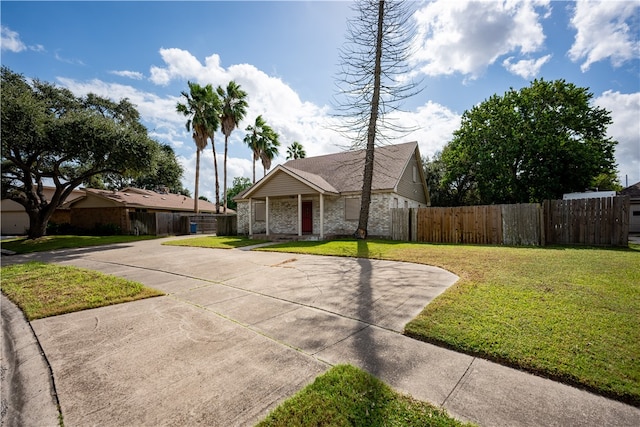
left=3, top=237, right=639, bottom=426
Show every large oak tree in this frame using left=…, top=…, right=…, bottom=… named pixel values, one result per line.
left=1, top=67, right=159, bottom=238
left=439, top=79, right=618, bottom=205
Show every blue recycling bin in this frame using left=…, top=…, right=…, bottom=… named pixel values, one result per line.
left=190, top=222, right=197, bottom=234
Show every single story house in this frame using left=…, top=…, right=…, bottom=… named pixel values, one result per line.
left=620, top=181, right=640, bottom=233
left=235, top=141, right=430, bottom=240
left=1, top=187, right=85, bottom=235
left=67, top=187, right=224, bottom=234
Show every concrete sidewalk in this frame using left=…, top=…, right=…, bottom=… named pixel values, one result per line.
left=2, top=238, right=639, bottom=426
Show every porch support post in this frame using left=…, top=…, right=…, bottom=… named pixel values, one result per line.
left=320, top=193, right=324, bottom=240
left=248, top=198, right=253, bottom=236
left=265, top=196, right=270, bottom=236
left=298, top=194, right=302, bottom=236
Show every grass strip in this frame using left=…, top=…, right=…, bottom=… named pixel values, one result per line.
left=258, top=239, right=640, bottom=406
left=1, top=235, right=157, bottom=254
left=257, top=364, right=472, bottom=427
left=163, top=236, right=268, bottom=249
left=1, top=262, right=163, bottom=320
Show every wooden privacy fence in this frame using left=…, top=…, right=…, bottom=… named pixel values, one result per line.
left=130, top=212, right=190, bottom=236
left=129, top=213, right=228, bottom=236
left=543, top=197, right=629, bottom=246
left=391, top=196, right=629, bottom=247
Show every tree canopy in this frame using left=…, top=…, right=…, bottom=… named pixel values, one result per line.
left=176, top=81, right=220, bottom=213
left=1, top=67, right=159, bottom=238
left=434, top=79, right=618, bottom=205
left=226, top=176, right=252, bottom=210
left=286, top=141, right=306, bottom=160
left=129, top=144, right=188, bottom=195
left=85, top=143, right=188, bottom=196
left=244, top=115, right=280, bottom=182
left=217, top=81, right=248, bottom=213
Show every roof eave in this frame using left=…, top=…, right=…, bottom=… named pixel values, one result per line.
left=238, top=165, right=337, bottom=200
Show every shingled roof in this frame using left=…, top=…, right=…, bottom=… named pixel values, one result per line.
left=239, top=141, right=421, bottom=199
left=73, top=187, right=225, bottom=213
left=284, top=141, right=418, bottom=193
left=620, top=182, right=640, bottom=199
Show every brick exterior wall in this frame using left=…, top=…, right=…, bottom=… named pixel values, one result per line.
left=71, top=207, right=130, bottom=233
left=49, top=209, right=71, bottom=224
left=237, top=192, right=425, bottom=239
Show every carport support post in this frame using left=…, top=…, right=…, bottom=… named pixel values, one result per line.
left=298, top=194, right=302, bottom=236
left=320, top=193, right=324, bottom=240
left=265, top=196, right=270, bottom=236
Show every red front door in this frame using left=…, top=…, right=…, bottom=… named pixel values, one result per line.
left=302, top=201, right=313, bottom=233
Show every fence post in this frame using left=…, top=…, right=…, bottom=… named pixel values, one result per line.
left=539, top=202, right=546, bottom=246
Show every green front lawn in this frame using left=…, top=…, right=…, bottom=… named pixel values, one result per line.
left=163, top=235, right=268, bottom=249
left=1, top=235, right=157, bottom=254
left=257, top=364, right=472, bottom=427
left=1, top=262, right=163, bottom=320
left=259, top=240, right=640, bottom=406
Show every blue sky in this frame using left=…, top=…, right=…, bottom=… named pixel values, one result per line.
left=2, top=1, right=639, bottom=199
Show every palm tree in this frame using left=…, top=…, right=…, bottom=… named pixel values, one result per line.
left=217, top=81, right=248, bottom=213
left=259, top=126, right=280, bottom=175
left=244, top=116, right=281, bottom=180
left=244, top=115, right=267, bottom=183
left=176, top=82, right=219, bottom=213
left=286, top=141, right=306, bottom=160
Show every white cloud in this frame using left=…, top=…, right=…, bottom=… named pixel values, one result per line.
left=110, top=70, right=144, bottom=80
left=412, top=0, right=551, bottom=79
left=149, top=48, right=227, bottom=86
left=147, top=48, right=345, bottom=158
left=593, top=90, right=640, bottom=186
left=1, top=25, right=26, bottom=52
left=58, top=48, right=464, bottom=196
left=384, top=101, right=461, bottom=159
left=54, top=51, right=84, bottom=66
left=502, top=54, right=552, bottom=79
left=56, top=77, right=185, bottom=149
left=568, top=0, right=640, bottom=72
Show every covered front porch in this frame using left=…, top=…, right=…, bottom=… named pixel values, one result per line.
left=247, top=193, right=328, bottom=240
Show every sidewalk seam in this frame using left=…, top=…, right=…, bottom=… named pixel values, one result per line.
left=441, top=356, right=476, bottom=407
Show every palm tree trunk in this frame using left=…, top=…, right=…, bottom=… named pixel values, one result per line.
left=212, top=140, right=220, bottom=213
left=194, top=150, right=201, bottom=213
left=252, top=156, right=256, bottom=184
left=223, top=135, right=229, bottom=213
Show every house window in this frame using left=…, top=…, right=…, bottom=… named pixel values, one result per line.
left=633, top=211, right=640, bottom=216
left=412, top=165, right=418, bottom=183
left=393, top=198, right=398, bottom=208
left=254, top=201, right=266, bottom=221
left=345, top=197, right=360, bottom=221
left=404, top=200, right=408, bottom=209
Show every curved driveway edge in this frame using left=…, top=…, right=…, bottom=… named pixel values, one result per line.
left=1, top=293, right=60, bottom=426
left=3, top=238, right=640, bottom=426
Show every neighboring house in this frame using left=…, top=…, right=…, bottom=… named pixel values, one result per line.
left=562, top=190, right=616, bottom=200
left=620, top=182, right=640, bottom=233
left=67, top=187, right=223, bottom=234
left=235, top=141, right=430, bottom=240
left=1, top=187, right=85, bottom=235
